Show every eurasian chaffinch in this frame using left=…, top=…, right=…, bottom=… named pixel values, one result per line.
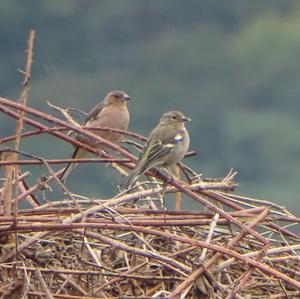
left=60, top=90, right=131, bottom=183
left=122, top=110, right=190, bottom=188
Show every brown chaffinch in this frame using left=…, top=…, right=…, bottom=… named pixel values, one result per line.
left=122, top=110, right=190, bottom=188
left=60, top=90, right=131, bottom=183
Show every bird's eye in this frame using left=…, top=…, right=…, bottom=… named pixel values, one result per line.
left=172, top=116, right=176, bottom=119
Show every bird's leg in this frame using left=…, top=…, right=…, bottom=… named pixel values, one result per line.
left=174, top=164, right=182, bottom=211
left=161, top=167, right=175, bottom=224
left=160, top=167, right=174, bottom=184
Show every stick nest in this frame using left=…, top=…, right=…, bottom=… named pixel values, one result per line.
left=1, top=31, right=300, bottom=299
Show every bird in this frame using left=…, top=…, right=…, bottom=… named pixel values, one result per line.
left=122, top=110, right=190, bottom=188
left=60, top=90, right=131, bottom=183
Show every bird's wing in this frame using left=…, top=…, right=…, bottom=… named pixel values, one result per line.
left=137, top=126, right=179, bottom=172
left=84, top=101, right=106, bottom=124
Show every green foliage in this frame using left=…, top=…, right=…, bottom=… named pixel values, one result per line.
left=1, top=1, right=300, bottom=211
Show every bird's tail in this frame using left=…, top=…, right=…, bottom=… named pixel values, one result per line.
left=60, top=162, right=77, bottom=184
left=120, top=170, right=140, bottom=189
left=60, top=147, right=84, bottom=183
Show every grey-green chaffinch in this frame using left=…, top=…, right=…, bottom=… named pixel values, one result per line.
left=60, top=90, right=131, bottom=183
left=122, top=110, right=190, bottom=188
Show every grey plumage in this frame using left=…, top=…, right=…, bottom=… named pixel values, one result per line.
left=122, top=111, right=190, bottom=188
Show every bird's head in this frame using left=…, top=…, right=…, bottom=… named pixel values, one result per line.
left=105, top=90, right=131, bottom=106
left=160, top=111, right=191, bottom=126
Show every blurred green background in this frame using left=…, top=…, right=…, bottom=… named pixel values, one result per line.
left=1, top=1, right=300, bottom=212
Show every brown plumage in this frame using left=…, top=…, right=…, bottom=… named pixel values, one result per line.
left=60, top=90, right=131, bottom=183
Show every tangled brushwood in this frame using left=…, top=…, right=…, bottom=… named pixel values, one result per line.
left=1, top=30, right=300, bottom=299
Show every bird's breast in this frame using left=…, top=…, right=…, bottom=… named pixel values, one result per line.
left=82, top=105, right=129, bottom=145
left=163, top=129, right=190, bottom=166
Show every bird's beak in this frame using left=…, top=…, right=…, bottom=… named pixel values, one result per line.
left=122, top=95, right=131, bottom=101
left=182, top=116, right=191, bottom=122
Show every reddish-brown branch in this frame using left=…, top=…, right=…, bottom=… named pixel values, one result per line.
left=0, top=264, right=182, bottom=281
left=169, top=181, right=268, bottom=245
left=169, top=207, right=270, bottom=298
left=0, top=157, right=131, bottom=166
left=0, top=126, right=147, bottom=145
left=78, top=226, right=300, bottom=291
left=1, top=30, right=299, bottom=299
left=0, top=98, right=195, bottom=168
left=226, top=244, right=269, bottom=299
left=0, top=97, right=139, bottom=161
left=15, top=29, right=35, bottom=152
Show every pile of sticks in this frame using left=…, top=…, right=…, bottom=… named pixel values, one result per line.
left=1, top=30, right=300, bottom=299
